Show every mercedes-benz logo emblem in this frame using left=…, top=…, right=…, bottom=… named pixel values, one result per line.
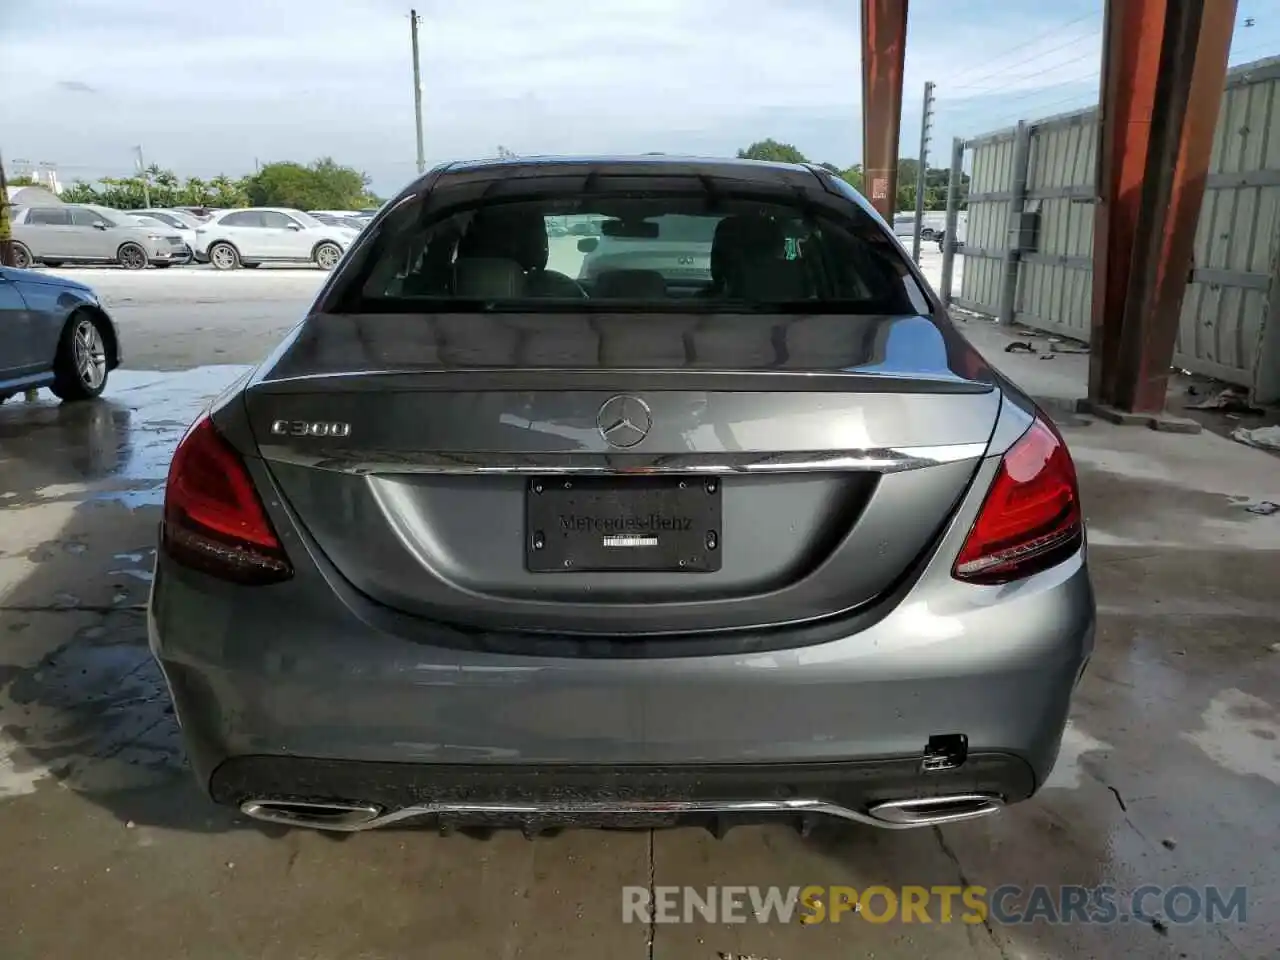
left=596, top=395, right=652, bottom=448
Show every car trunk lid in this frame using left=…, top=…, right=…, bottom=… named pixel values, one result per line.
left=239, top=310, right=999, bottom=635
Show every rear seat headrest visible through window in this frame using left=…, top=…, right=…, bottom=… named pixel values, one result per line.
left=710, top=215, right=786, bottom=287
left=592, top=269, right=668, bottom=299
left=454, top=258, right=526, bottom=298
left=457, top=208, right=549, bottom=272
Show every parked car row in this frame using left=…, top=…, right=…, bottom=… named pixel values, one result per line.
left=6, top=205, right=374, bottom=271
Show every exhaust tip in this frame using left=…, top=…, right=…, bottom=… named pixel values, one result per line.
left=241, top=799, right=382, bottom=831
left=866, top=793, right=1002, bottom=827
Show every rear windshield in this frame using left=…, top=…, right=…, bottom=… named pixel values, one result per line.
left=344, top=189, right=925, bottom=314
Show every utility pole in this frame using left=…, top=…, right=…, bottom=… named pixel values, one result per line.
left=410, top=9, right=426, bottom=176
left=0, top=150, right=15, bottom=267
left=939, top=136, right=965, bottom=305
left=135, top=145, right=152, bottom=208
left=911, top=80, right=935, bottom=263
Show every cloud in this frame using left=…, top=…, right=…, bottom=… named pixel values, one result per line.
left=0, top=0, right=1146, bottom=195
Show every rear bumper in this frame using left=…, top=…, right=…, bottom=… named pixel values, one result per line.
left=211, top=754, right=1035, bottom=832
left=149, top=546, right=1094, bottom=805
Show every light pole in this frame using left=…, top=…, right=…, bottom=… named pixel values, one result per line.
left=410, top=9, right=425, bottom=176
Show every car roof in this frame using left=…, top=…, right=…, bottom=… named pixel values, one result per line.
left=212, top=206, right=305, bottom=218
left=393, top=154, right=869, bottom=220
left=404, top=154, right=842, bottom=198
left=442, top=154, right=812, bottom=175
left=420, top=155, right=826, bottom=190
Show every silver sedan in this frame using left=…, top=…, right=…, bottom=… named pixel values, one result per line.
left=150, top=155, right=1094, bottom=837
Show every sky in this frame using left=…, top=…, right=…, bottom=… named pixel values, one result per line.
left=2, top=0, right=1276, bottom=198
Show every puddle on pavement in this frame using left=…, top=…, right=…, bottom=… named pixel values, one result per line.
left=1182, top=688, right=1280, bottom=786
left=1078, top=468, right=1278, bottom=550
left=0, top=612, right=182, bottom=796
left=0, top=365, right=250, bottom=506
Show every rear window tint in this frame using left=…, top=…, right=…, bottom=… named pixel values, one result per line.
left=343, top=187, right=925, bottom=315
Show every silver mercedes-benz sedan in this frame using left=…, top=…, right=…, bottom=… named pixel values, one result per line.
left=150, top=156, right=1094, bottom=836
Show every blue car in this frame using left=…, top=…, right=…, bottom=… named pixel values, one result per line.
left=0, top=264, right=121, bottom=403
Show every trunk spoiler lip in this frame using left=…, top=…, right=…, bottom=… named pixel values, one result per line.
left=247, top=309, right=996, bottom=393
left=245, top=367, right=996, bottom=396
left=252, top=443, right=989, bottom=478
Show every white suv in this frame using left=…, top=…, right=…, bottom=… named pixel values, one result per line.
left=193, top=208, right=358, bottom=270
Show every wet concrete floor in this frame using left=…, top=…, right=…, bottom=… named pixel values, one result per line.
left=1, top=358, right=1279, bottom=957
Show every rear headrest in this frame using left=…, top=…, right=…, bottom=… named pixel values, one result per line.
left=454, top=257, right=526, bottom=298
left=457, top=208, right=548, bottom=271
left=710, top=215, right=786, bottom=283
left=593, top=269, right=668, bottom=299
left=732, top=258, right=811, bottom=301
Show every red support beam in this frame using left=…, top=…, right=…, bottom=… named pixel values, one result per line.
left=1089, top=0, right=1236, bottom=414
left=861, top=0, right=909, bottom=222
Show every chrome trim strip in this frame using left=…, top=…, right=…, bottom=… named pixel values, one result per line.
left=240, top=800, right=381, bottom=829
left=240, top=794, right=1004, bottom=833
left=865, top=794, right=1003, bottom=826
left=255, top=443, right=989, bottom=477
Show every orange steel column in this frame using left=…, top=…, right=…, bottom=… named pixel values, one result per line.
left=861, top=0, right=909, bottom=222
left=1089, top=0, right=1236, bottom=413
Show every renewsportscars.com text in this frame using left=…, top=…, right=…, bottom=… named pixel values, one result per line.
left=621, top=884, right=1248, bottom=926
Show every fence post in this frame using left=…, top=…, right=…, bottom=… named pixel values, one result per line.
left=939, top=137, right=964, bottom=306
left=997, top=121, right=1032, bottom=325
left=911, top=80, right=936, bottom=263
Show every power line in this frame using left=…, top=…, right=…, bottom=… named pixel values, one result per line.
left=943, top=47, right=1102, bottom=105
left=938, top=70, right=1101, bottom=122
left=977, top=91, right=1100, bottom=134
left=1227, top=37, right=1280, bottom=62
left=947, top=20, right=1103, bottom=95
left=943, top=9, right=1102, bottom=94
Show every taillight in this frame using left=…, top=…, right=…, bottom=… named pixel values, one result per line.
left=162, top=415, right=293, bottom=585
left=953, top=416, right=1083, bottom=585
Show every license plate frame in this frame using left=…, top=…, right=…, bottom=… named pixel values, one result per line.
left=525, top=476, right=722, bottom=573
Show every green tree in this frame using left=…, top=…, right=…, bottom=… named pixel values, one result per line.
left=895, top=158, right=967, bottom=211
left=836, top=164, right=864, bottom=191
left=90, top=176, right=150, bottom=208
left=242, top=158, right=374, bottom=210
left=58, top=159, right=380, bottom=213
left=179, top=176, right=214, bottom=207
left=60, top=181, right=99, bottom=204
left=736, top=139, right=808, bottom=164
left=208, top=174, right=250, bottom=208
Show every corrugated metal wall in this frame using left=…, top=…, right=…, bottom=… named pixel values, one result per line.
left=1179, top=62, right=1280, bottom=390
left=954, top=55, right=1280, bottom=401
left=1017, top=111, right=1096, bottom=340
left=956, top=131, right=1016, bottom=317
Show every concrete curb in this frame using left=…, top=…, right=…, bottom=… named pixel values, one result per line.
left=1080, top=401, right=1203, bottom=434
